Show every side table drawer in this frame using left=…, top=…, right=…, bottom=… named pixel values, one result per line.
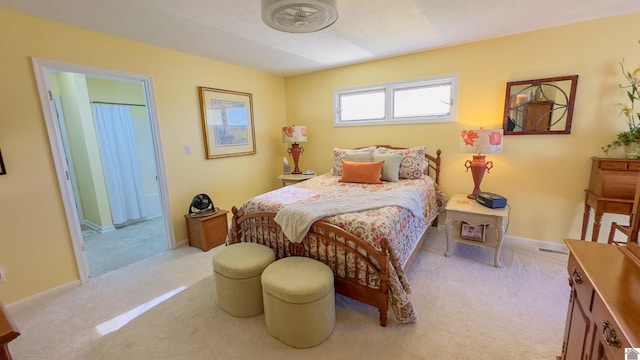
left=603, top=201, right=633, bottom=214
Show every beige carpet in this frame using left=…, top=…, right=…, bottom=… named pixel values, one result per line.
left=7, top=227, right=569, bottom=359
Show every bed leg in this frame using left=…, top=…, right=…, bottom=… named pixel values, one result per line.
left=379, top=311, right=388, bottom=327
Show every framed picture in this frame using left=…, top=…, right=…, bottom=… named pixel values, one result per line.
left=0, top=148, right=5, bottom=175
left=198, top=87, right=256, bottom=159
left=460, top=222, right=485, bottom=242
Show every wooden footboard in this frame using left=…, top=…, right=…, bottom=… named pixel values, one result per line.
left=229, top=207, right=391, bottom=327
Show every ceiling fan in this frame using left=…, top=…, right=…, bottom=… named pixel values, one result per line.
left=261, top=0, right=338, bottom=33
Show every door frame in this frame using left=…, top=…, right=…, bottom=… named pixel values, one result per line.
left=31, top=57, right=176, bottom=283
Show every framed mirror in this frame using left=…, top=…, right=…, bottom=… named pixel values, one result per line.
left=503, top=75, right=578, bottom=135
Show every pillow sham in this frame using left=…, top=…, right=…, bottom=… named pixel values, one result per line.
left=339, top=160, right=384, bottom=184
left=374, top=146, right=426, bottom=179
left=373, top=152, right=403, bottom=182
left=330, top=146, right=377, bottom=175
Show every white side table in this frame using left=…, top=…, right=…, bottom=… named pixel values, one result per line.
left=277, top=174, right=315, bottom=186
left=444, top=193, right=509, bottom=267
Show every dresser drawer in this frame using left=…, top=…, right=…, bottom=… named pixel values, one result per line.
left=591, top=295, right=630, bottom=359
left=598, top=161, right=629, bottom=170
left=567, top=254, right=593, bottom=312
left=628, top=162, right=640, bottom=171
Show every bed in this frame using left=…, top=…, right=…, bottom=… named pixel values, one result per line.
left=227, top=145, right=446, bottom=326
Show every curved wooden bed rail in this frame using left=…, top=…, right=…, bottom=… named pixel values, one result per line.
left=229, top=147, right=442, bottom=326
left=229, top=207, right=391, bottom=326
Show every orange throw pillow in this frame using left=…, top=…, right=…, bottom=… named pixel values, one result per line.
left=339, top=160, right=384, bottom=184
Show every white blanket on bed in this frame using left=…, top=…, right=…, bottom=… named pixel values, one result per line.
left=274, top=187, right=424, bottom=243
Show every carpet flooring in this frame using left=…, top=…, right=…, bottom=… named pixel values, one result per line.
left=7, top=227, right=570, bottom=359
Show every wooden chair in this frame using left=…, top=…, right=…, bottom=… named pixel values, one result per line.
left=607, top=173, right=640, bottom=245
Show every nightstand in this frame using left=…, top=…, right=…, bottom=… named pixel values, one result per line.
left=444, top=194, right=509, bottom=267
left=278, top=174, right=315, bottom=186
left=184, top=209, right=228, bottom=251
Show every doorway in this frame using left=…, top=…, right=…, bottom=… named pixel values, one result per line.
left=32, top=58, right=175, bottom=281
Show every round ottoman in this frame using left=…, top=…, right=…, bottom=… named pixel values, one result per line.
left=212, top=242, right=276, bottom=317
left=261, top=257, right=335, bottom=348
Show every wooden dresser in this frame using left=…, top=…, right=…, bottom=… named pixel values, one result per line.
left=561, top=240, right=640, bottom=360
left=0, top=301, right=19, bottom=360
left=581, top=157, right=640, bottom=242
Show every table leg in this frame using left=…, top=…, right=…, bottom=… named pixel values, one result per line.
left=444, top=215, right=452, bottom=258
left=493, top=223, right=504, bottom=268
left=581, top=203, right=591, bottom=240
left=591, top=211, right=604, bottom=242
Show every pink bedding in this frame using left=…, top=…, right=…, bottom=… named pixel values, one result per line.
left=231, top=173, right=446, bottom=323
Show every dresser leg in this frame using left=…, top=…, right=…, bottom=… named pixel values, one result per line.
left=592, top=212, right=604, bottom=242
left=580, top=203, right=590, bottom=240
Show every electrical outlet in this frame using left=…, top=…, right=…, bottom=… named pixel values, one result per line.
left=0, top=267, right=5, bottom=283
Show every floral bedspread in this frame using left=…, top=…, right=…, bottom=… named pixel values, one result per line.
left=230, top=173, right=447, bottom=323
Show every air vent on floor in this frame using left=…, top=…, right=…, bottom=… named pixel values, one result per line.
left=538, top=248, right=568, bottom=255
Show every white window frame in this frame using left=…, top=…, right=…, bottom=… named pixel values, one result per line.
left=333, top=73, right=459, bottom=127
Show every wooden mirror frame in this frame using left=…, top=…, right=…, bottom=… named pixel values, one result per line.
left=502, top=75, right=578, bottom=135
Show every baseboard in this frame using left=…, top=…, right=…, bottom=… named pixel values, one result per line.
left=435, top=224, right=568, bottom=254
left=504, top=235, right=569, bottom=254
left=6, top=280, right=81, bottom=312
left=175, top=239, right=189, bottom=248
left=84, top=219, right=115, bottom=233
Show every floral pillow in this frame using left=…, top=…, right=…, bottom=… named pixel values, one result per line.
left=374, top=146, right=426, bottom=179
left=330, top=146, right=377, bottom=175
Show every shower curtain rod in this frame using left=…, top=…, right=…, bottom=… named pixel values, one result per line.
left=90, top=100, right=146, bottom=107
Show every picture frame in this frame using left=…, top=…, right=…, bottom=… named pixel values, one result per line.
left=460, top=222, right=485, bottom=242
left=0, top=148, right=5, bottom=175
left=198, top=87, right=256, bottom=159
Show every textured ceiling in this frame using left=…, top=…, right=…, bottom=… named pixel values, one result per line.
left=1, top=0, right=639, bottom=76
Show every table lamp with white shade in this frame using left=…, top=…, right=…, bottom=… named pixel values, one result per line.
left=460, top=128, right=503, bottom=199
left=282, top=125, right=307, bottom=174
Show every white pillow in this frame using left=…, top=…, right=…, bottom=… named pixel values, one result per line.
left=330, top=146, right=377, bottom=175
left=373, top=152, right=403, bottom=182
left=344, top=151, right=374, bottom=163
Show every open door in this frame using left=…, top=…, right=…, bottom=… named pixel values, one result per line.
left=31, top=58, right=175, bottom=282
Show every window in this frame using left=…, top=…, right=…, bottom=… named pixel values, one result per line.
left=333, top=74, right=459, bottom=127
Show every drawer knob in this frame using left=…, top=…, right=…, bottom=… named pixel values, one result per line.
left=572, top=267, right=583, bottom=284
left=602, top=321, right=622, bottom=348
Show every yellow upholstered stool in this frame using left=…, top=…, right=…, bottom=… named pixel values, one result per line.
left=261, top=257, right=335, bottom=348
left=212, top=242, right=276, bottom=317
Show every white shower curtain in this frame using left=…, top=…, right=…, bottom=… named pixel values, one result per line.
left=92, top=104, right=147, bottom=225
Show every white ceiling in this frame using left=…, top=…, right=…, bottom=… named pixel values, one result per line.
left=2, top=0, right=640, bottom=76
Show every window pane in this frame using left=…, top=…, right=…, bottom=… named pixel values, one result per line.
left=393, top=84, right=452, bottom=118
left=339, top=91, right=385, bottom=121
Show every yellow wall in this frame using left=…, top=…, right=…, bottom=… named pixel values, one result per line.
left=0, top=9, right=286, bottom=303
left=2, top=7, right=639, bottom=304
left=284, top=12, right=640, bottom=244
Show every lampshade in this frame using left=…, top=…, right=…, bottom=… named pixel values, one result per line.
left=460, top=129, right=503, bottom=154
left=282, top=125, right=308, bottom=143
